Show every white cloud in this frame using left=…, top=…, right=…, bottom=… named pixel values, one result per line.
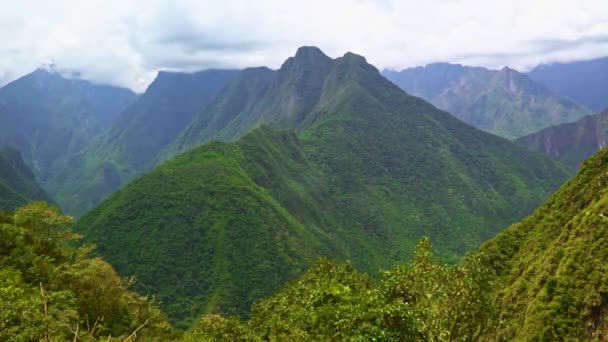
left=0, top=0, right=606, bottom=91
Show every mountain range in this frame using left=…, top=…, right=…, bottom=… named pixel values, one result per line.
left=528, top=56, right=608, bottom=112
left=517, top=108, right=608, bottom=171
left=383, top=63, right=591, bottom=139
left=76, top=47, right=568, bottom=326
left=47, top=69, right=238, bottom=216
left=0, top=69, right=136, bottom=182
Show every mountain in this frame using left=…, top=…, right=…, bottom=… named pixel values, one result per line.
left=48, top=69, right=238, bottom=216
left=480, top=147, right=608, bottom=340
left=516, top=108, right=608, bottom=171
left=77, top=47, right=569, bottom=326
left=168, top=46, right=335, bottom=154
left=0, top=69, right=136, bottom=180
left=528, top=56, right=608, bottom=111
left=0, top=147, right=51, bottom=211
left=383, top=63, right=591, bottom=138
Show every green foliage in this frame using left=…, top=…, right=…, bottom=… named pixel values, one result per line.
left=0, top=202, right=172, bottom=340
left=384, top=63, right=591, bottom=138
left=381, top=238, right=496, bottom=341
left=77, top=47, right=568, bottom=326
left=248, top=259, right=399, bottom=341
left=0, top=269, right=45, bottom=342
left=182, top=315, right=260, bottom=342
left=184, top=238, right=496, bottom=341
left=480, top=147, right=608, bottom=340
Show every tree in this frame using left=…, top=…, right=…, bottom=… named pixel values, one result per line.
left=381, top=237, right=496, bottom=341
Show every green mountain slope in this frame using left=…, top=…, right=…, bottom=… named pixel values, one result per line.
left=480, top=147, right=608, bottom=340
left=78, top=127, right=340, bottom=327
left=0, top=68, right=136, bottom=180
left=78, top=47, right=569, bottom=326
left=383, top=63, right=591, bottom=139
left=0, top=148, right=52, bottom=211
left=48, top=69, right=238, bottom=216
left=528, top=56, right=608, bottom=112
left=517, top=108, right=608, bottom=171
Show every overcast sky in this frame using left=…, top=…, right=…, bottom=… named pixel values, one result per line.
left=1, top=0, right=606, bottom=91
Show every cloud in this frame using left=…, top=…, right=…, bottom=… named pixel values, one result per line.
left=0, top=0, right=606, bottom=91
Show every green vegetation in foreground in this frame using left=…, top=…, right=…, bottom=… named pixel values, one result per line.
left=0, top=202, right=173, bottom=341
left=0, top=147, right=52, bottom=211
left=480, top=147, right=608, bottom=340
left=182, top=238, right=496, bottom=341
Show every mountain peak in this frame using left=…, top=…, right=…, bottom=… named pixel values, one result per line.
left=342, top=51, right=367, bottom=64
left=280, top=46, right=333, bottom=71
left=294, top=46, right=330, bottom=61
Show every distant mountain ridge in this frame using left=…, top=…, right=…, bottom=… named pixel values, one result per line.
left=0, top=147, right=52, bottom=211
left=47, top=69, right=239, bottom=216
left=517, top=108, right=608, bottom=171
left=0, top=68, right=136, bottom=181
left=77, top=47, right=569, bottom=325
left=528, top=56, right=608, bottom=112
left=383, top=63, right=591, bottom=139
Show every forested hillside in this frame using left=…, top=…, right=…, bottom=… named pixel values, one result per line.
left=480, top=147, right=608, bottom=340
left=180, top=147, right=608, bottom=340
left=0, top=148, right=51, bottom=211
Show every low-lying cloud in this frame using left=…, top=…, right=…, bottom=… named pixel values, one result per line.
left=1, top=0, right=606, bottom=91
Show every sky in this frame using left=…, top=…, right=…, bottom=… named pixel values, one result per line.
left=0, top=0, right=606, bottom=92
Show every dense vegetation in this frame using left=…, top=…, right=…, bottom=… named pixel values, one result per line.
left=184, top=147, right=608, bottom=340
left=383, top=63, right=590, bottom=138
left=0, top=148, right=51, bottom=211
left=77, top=47, right=569, bottom=327
left=0, top=68, right=136, bottom=182
left=479, top=147, right=608, bottom=340
left=528, top=56, right=608, bottom=112
left=48, top=69, right=238, bottom=216
left=517, top=107, right=608, bottom=171
left=183, top=238, right=496, bottom=341
left=0, top=202, right=173, bottom=341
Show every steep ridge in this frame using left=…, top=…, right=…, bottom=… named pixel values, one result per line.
left=78, top=47, right=569, bottom=326
left=480, top=147, right=608, bottom=340
left=0, top=69, right=136, bottom=180
left=528, top=56, right=608, bottom=111
left=0, top=147, right=52, bottom=211
left=383, top=63, right=591, bottom=138
left=170, top=46, right=334, bottom=153
left=517, top=108, right=608, bottom=171
left=49, top=69, right=238, bottom=216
